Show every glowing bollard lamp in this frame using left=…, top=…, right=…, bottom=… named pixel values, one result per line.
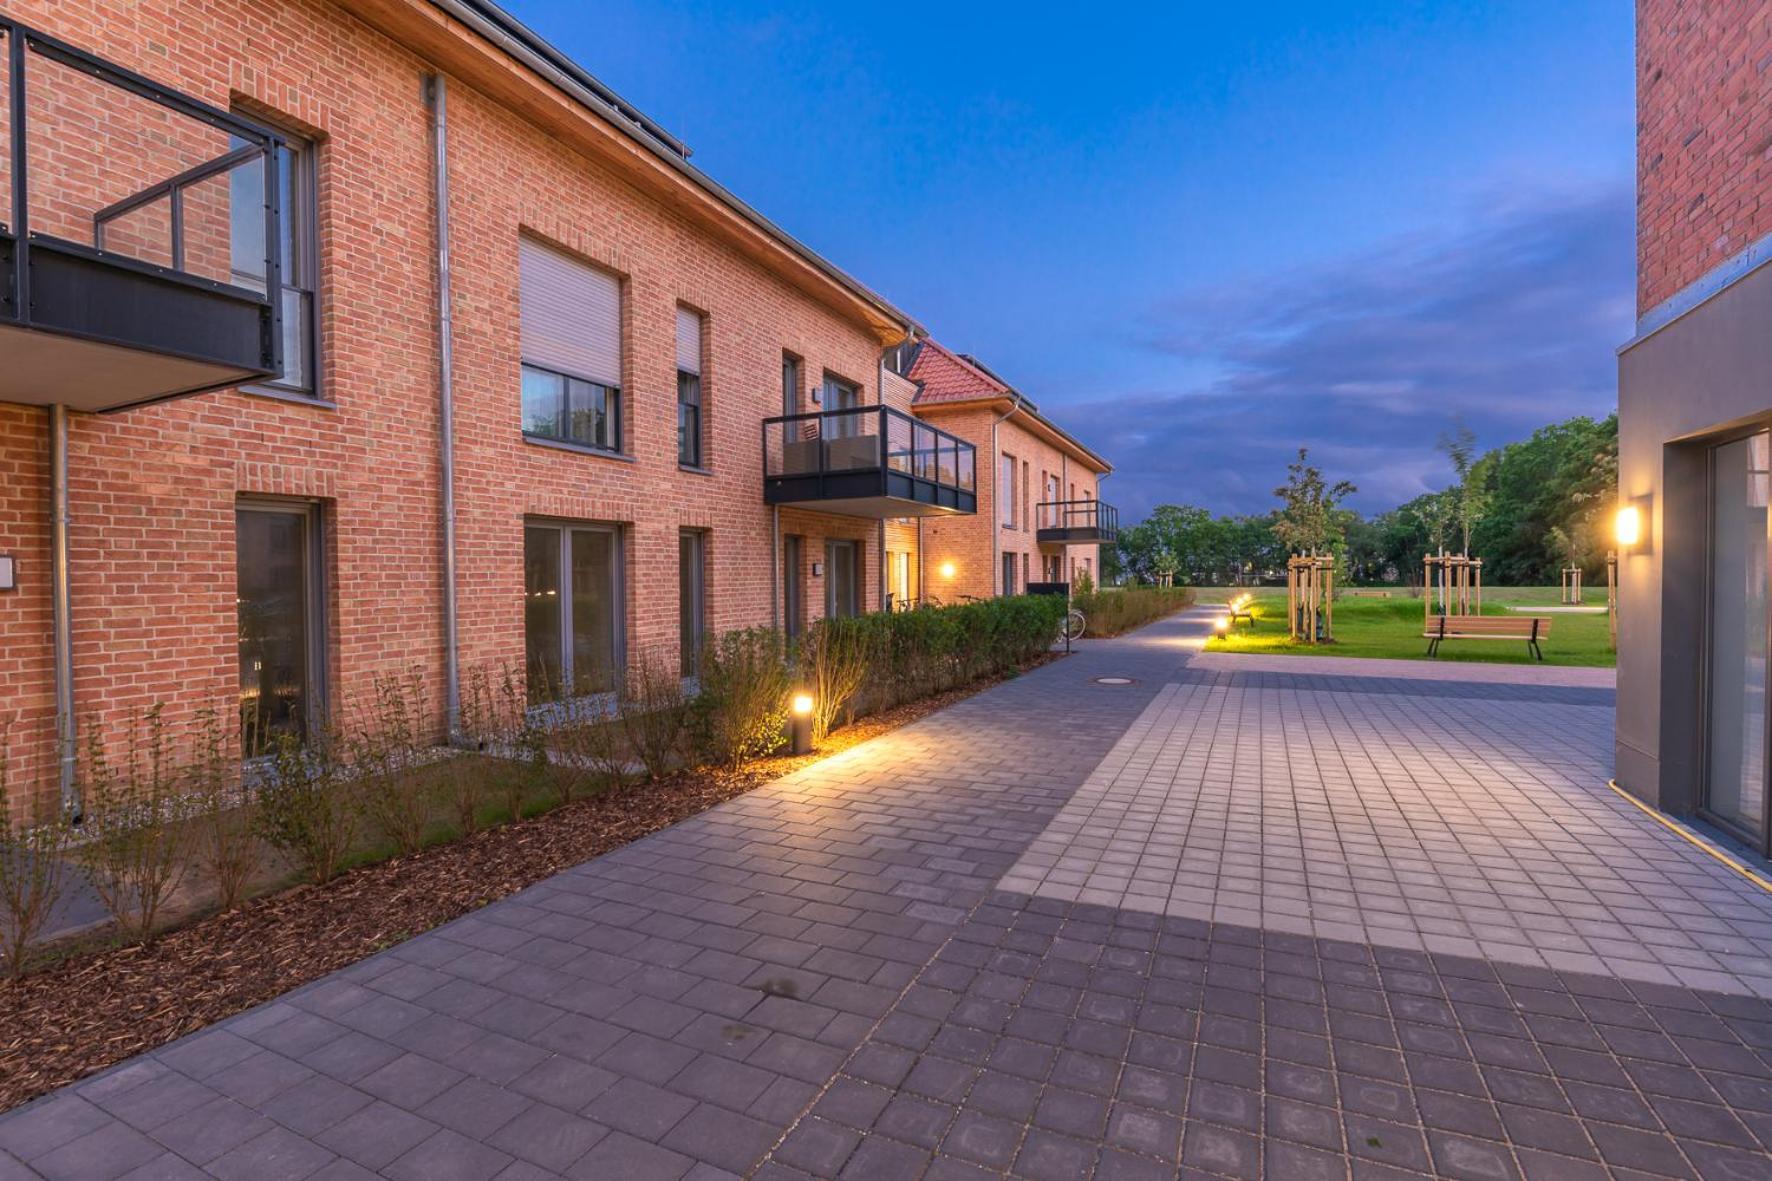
left=790, top=691, right=815, bottom=755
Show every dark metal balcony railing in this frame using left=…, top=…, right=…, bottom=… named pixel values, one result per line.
left=1, top=16, right=284, bottom=412
left=1036, top=499, right=1118, bottom=544
left=763, top=404, right=977, bottom=518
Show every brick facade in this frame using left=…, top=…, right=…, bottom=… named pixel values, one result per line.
left=0, top=0, right=917, bottom=810
left=1637, top=0, right=1772, bottom=311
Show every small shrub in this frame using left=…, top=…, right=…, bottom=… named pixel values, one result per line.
left=800, top=617, right=877, bottom=744
left=190, top=707, right=262, bottom=912
left=0, top=731, right=71, bottom=977
left=619, top=649, right=690, bottom=781
left=351, top=670, right=432, bottom=856
left=1073, top=567, right=1095, bottom=596
left=695, top=628, right=790, bottom=769
left=253, top=731, right=358, bottom=885
left=73, top=707, right=194, bottom=945
left=554, top=711, right=631, bottom=793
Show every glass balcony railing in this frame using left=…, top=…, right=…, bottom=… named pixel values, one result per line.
left=1036, top=499, right=1118, bottom=544
left=762, top=404, right=978, bottom=518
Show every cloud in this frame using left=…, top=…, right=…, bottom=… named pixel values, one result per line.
left=1080, top=186, right=1633, bottom=521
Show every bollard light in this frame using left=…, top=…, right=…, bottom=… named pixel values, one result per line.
left=1214, top=615, right=1230, bottom=633
left=790, top=692, right=814, bottom=754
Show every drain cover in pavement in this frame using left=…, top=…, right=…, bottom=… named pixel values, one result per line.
left=1094, top=677, right=1135, bottom=685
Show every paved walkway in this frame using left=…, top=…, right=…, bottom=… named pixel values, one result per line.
left=3, top=610, right=1771, bottom=1181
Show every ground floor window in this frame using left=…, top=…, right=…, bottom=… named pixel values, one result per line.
left=525, top=521, right=621, bottom=703
left=237, top=501, right=323, bottom=752
left=680, top=530, right=707, bottom=676
left=1705, top=430, right=1770, bottom=847
left=826, top=539, right=860, bottom=618
left=1002, top=552, right=1017, bottom=596
left=888, top=550, right=911, bottom=608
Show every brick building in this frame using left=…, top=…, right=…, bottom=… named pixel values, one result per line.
left=1616, top=1, right=1772, bottom=852
left=898, top=340, right=1113, bottom=605
left=0, top=0, right=984, bottom=814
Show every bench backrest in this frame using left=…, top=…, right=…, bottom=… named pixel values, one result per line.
left=1431, top=615, right=1551, bottom=636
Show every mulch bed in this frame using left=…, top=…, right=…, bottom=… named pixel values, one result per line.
left=0, top=662, right=1052, bottom=1112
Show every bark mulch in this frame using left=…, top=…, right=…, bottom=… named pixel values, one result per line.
left=0, top=664, right=1049, bottom=1112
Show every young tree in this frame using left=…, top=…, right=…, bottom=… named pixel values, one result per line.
left=1271, top=448, right=1357, bottom=555
left=1438, top=422, right=1490, bottom=555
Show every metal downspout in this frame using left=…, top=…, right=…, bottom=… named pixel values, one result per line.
left=771, top=506, right=781, bottom=633
left=49, top=404, right=77, bottom=817
left=429, top=75, right=462, bottom=741
left=990, top=395, right=1025, bottom=595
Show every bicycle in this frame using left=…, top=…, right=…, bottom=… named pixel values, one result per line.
left=1061, top=604, right=1087, bottom=642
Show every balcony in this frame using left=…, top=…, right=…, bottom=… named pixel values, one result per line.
left=0, top=18, right=283, bottom=412
left=763, top=405, right=977, bottom=518
left=1037, top=499, right=1118, bottom=546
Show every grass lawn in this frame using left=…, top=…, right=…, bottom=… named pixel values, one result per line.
left=1200, top=587, right=1617, bottom=667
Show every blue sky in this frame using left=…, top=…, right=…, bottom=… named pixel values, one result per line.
left=504, top=0, right=1635, bottom=519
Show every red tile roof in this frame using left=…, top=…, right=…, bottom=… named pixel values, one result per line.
left=906, top=338, right=1037, bottom=409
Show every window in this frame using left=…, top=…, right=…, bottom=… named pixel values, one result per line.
left=680, top=530, right=707, bottom=676
left=783, top=353, right=801, bottom=418
left=783, top=534, right=804, bottom=638
left=889, top=551, right=911, bottom=608
left=999, top=453, right=1017, bottom=528
left=1022, top=461, right=1030, bottom=532
left=232, top=133, right=318, bottom=394
left=826, top=539, right=860, bottom=618
left=1001, top=552, right=1018, bottom=597
left=522, top=365, right=619, bottom=452
left=824, top=374, right=861, bottom=437
left=677, top=308, right=704, bottom=467
left=237, top=501, right=323, bottom=752
left=519, top=237, right=623, bottom=453
left=525, top=522, right=622, bottom=703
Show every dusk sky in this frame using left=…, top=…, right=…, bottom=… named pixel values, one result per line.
left=503, top=0, right=1635, bottom=521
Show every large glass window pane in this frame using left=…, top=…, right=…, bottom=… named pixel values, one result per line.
left=567, top=377, right=614, bottom=450
left=827, top=540, right=858, bottom=619
left=571, top=530, right=617, bottom=695
left=525, top=526, right=564, bottom=701
left=522, top=366, right=563, bottom=439
left=680, top=531, right=706, bottom=676
left=678, top=372, right=702, bottom=467
left=784, top=535, right=803, bottom=639
left=231, top=137, right=316, bottom=393
left=1707, top=433, right=1771, bottom=837
left=237, top=507, right=313, bottom=751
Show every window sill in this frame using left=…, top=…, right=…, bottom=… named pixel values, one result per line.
left=239, top=384, right=336, bottom=411
left=678, top=463, right=714, bottom=477
left=523, top=434, right=635, bottom=463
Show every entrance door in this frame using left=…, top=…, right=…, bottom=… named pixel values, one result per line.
left=889, top=551, right=911, bottom=608
left=1706, top=431, right=1772, bottom=850
left=1002, top=552, right=1017, bottom=596
left=237, top=502, right=322, bottom=751
left=826, top=539, right=859, bottom=618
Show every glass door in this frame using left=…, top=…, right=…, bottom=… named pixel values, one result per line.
left=237, top=502, right=321, bottom=752
left=1705, top=431, right=1771, bottom=849
left=826, top=540, right=859, bottom=618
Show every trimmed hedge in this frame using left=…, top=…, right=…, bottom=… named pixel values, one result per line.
left=1074, top=586, right=1196, bottom=637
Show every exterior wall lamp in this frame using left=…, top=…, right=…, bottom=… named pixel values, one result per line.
left=790, top=691, right=814, bottom=754
left=1615, top=497, right=1650, bottom=552
left=938, top=561, right=957, bottom=579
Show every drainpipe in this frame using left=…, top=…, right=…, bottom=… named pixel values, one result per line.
left=771, top=506, right=781, bottom=632
left=48, top=404, right=77, bottom=817
left=429, top=75, right=462, bottom=741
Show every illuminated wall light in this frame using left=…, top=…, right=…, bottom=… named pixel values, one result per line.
left=1615, top=503, right=1643, bottom=548
left=938, top=561, right=957, bottom=579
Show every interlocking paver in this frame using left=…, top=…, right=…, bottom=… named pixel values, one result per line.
left=6, top=611, right=1772, bottom=1178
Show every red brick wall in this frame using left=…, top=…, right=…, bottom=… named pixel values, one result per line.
left=916, top=405, right=1101, bottom=604
left=0, top=0, right=898, bottom=810
left=1638, top=0, right=1772, bottom=311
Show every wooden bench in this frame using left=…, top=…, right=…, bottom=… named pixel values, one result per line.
left=1226, top=594, right=1256, bottom=628
left=1348, top=589, right=1393, bottom=598
left=1425, top=614, right=1551, bottom=660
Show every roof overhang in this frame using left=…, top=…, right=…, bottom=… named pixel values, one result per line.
left=334, top=0, right=919, bottom=346
left=914, top=395, right=1112, bottom=473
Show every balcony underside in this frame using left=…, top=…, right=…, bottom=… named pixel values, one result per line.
left=0, top=235, right=274, bottom=412
left=766, top=470, right=977, bottom=519
left=1038, top=527, right=1112, bottom=547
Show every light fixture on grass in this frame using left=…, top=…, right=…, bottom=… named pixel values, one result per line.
left=790, top=691, right=814, bottom=754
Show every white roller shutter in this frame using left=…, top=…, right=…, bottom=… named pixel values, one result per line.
left=676, top=307, right=702, bottom=375
left=519, top=237, right=621, bottom=387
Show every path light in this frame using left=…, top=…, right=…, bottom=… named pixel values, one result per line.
left=790, top=691, right=814, bottom=754
left=1213, top=615, right=1230, bottom=634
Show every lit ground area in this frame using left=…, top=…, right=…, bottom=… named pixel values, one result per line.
left=1197, top=587, right=1618, bottom=667
left=1, top=611, right=1765, bottom=1181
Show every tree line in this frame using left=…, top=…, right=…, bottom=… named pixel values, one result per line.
left=1111, top=412, right=1618, bottom=587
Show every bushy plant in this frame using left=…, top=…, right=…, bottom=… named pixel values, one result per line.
left=73, top=706, right=194, bottom=945
left=1073, top=567, right=1095, bottom=596
left=253, top=730, right=358, bottom=885
left=694, top=628, right=790, bottom=768
left=1074, top=586, right=1194, bottom=637
left=0, top=730, right=71, bottom=976
left=619, top=649, right=691, bottom=781
left=351, top=669, right=432, bottom=856
left=800, top=616, right=877, bottom=744
left=190, top=707, right=262, bottom=912
left=554, top=710, right=631, bottom=793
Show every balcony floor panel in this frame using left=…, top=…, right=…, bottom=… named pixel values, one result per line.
left=0, top=322, right=259, bottom=412
left=769, top=493, right=973, bottom=519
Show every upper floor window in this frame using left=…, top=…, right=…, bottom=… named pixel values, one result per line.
left=999, top=453, right=1017, bottom=528
left=677, top=307, right=704, bottom=467
left=232, top=132, right=318, bottom=395
left=519, top=237, right=622, bottom=454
